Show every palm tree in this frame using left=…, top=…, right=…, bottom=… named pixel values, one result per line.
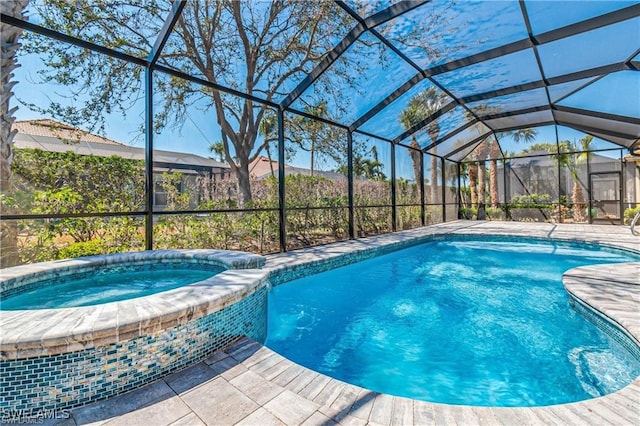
left=473, top=139, right=490, bottom=214
left=512, top=128, right=538, bottom=145
left=209, top=141, right=226, bottom=162
left=488, top=137, right=502, bottom=208
left=1, top=0, right=28, bottom=267
left=468, top=162, right=478, bottom=208
left=570, top=135, right=593, bottom=222
left=399, top=87, right=444, bottom=204
left=408, top=137, right=422, bottom=190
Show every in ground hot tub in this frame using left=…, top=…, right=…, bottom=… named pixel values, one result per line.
left=0, top=250, right=270, bottom=415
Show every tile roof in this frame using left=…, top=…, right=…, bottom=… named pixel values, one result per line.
left=13, top=119, right=123, bottom=146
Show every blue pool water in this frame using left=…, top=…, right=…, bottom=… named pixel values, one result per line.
left=266, top=237, right=640, bottom=407
left=1, top=263, right=222, bottom=310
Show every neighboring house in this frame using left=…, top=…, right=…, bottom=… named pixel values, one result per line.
left=13, top=119, right=231, bottom=210
left=249, top=155, right=345, bottom=180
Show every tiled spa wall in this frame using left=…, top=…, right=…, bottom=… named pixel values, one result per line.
left=0, top=285, right=267, bottom=416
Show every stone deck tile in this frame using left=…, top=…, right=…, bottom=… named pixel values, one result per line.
left=297, top=373, right=333, bottom=401
left=210, top=356, right=249, bottom=381
left=246, top=351, right=283, bottom=375
left=489, top=407, right=522, bottom=425
left=70, top=381, right=180, bottom=426
left=180, top=377, right=259, bottom=425
left=48, top=222, right=640, bottom=425
left=347, top=389, right=377, bottom=421
left=312, top=378, right=348, bottom=407
left=317, top=405, right=368, bottom=426
left=368, top=393, right=394, bottom=425
left=271, top=363, right=307, bottom=388
left=235, top=407, right=286, bottom=426
left=167, top=413, right=206, bottom=426
left=390, top=397, right=413, bottom=425
left=542, top=405, right=585, bottom=425
left=239, top=345, right=277, bottom=369
left=261, top=357, right=299, bottom=381
left=262, top=390, right=320, bottom=425
left=164, top=362, right=218, bottom=395
left=412, top=401, right=435, bottom=425
left=229, top=369, right=285, bottom=405
left=300, top=411, right=338, bottom=426
left=285, top=369, right=321, bottom=394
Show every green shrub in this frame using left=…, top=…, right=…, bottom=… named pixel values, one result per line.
left=624, top=206, right=640, bottom=225
left=58, top=239, right=107, bottom=259
left=459, top=207, right=476, bottom=219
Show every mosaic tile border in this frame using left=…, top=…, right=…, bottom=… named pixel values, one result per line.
left=267, top=233, right=640, bottom=286
left=0, top=286, right=267, bottom=416
left=568, top=295, right=640, bottom=361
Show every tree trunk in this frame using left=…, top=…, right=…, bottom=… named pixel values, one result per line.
left=477, top=160, right=486, bottom=219
left=477, top=161, right=486, bottom=205
left=409, top=137, right=421, bottom=196
left=235, top=157, right=253, bottom=208
left=265, top=142, right=275, bottom=178
left=310, top=137, right=315, bottom=177
left=1, top=0, right=28, bottom=268
left=468, top=163, right=478, bottom=208
left=430, top=155, right=438, bottom=204
left=489, top=158, right=499, bottom=208
left=572, top=178, right=587, bottom=222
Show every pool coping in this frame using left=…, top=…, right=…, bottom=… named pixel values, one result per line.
left=60, top=221, right=640, bottom=426
left=0, top=250, right=269, bottom=360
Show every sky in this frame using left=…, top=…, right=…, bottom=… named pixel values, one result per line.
left=12, top=0, right=637, bottom=174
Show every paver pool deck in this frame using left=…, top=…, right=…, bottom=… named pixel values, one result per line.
left=30, top=221, right=640, bottom=425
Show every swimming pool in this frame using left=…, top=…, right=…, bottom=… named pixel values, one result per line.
left=266, top=236, right=640, bottom=407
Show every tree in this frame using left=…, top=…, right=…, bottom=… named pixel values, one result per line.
left=488, top=137, right=501, bottom=208
left=473, top=139, right=490, bottom=215
left=512, top=128, right=538, bottom=145
left=468, top=162, right=478, bottom=208
left=23, top=1, right=356, bottom=207
left=408, top=137, right=422, bottom=188
left=399, top=87, right=444, bottom=204
left=567, top=135, right=593, bottom=222
left=209, top=141, right=226, bottom=162
left=1, top=0, right=29, bottom=267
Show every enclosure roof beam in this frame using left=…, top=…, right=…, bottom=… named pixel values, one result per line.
left=556, top=122, right=638, bottom=142
left=280, top=1, right=428, bottom=109
left=147, top=0, right=186, bottom=65
left=459, top=62, right=631, bottom=105
left=349, top=5, right=638, bottom=141
left=554, top=105, right=640, bottom=125
left=0, top=13, right=147, bottom=67
left=443, top=133, right=493, bottom=160
left=423, top=4, right=639, bottom=78
left=422, top=120, right=479, bottom=153
left=279, top=23, right=365, bottom=109
left=518, top=1, right=557, bottom=132
left=478, top=105, right=552, bottom=121
left=391, top=101, right=457, bottom=144
left=349, top=72, right=425, bottom=131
